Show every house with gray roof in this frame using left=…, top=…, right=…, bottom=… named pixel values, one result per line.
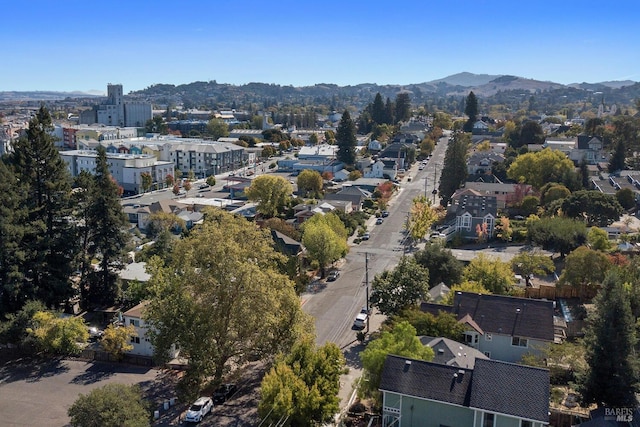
left=380, top=355, right=550, bottom=427
left=420, top=292, right=557, bottom=362
left=446, top=194, right=498, bottom=241
left=419, top=336, right=487, bottom=368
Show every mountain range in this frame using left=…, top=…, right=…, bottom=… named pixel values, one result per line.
left=1, top=73, right=638, bottom=106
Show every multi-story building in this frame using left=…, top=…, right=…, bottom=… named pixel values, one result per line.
left=79, top=84, right=152, bottom=128
left=60, top=149, right=173, bottom=195
left=122, top=301, right=179, bottom=359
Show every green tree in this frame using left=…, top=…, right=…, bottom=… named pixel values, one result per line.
left=519, top=121, right=545, bottom=145
left=463, top=91, right=478, bottom=132
left=507, top=148, right=576, bottom=189
left=360, top=322, right=433, bottom=398
left=0, top=160, right=27, bottom=313
left=392, top=309, right=466, bottom=341
left=206, top=118, right=229, bottom=140
left=68, top=383, right=150, bottom=427
left=527, top=217, right=587, bottom=257
left=6, top=105, right=77, bottom=310
left=146, top=210, right=307, bottom=401
left=438, top=131, right=469, bottom=206
left=395, top=92, right=412, bottom=123
left=510, top=250, right=555, bottom=287
left=441, top=281, right=491, bottom=305
left=85, top=146, right=130, bottom=307
left=578, top=270, right=639, bottom=408
left=462, top=253, right=515, bottom=294
left=370, top=256, right=429, bottom=316
left=100, top=324, right=137, bottom=360
left=259, top=338, right=346, bottom=426
left=616, top=187, right=636, bottom=210
left=297, top=169, right=323, bottom=198
left=540, top=183, right=571, bottom=206
left=608, top=139, right=626, bottom=173
left=587, top=226, right=614, bottom=252
left=302, top=213, right=349, bottom=277
left=371, top=92, right=386, bottom=125
left=0, top=300, right=47, bottom=345
left=406, top=196, right=439, bottom=243
left=335, top=110, right=357, bottom=165
left=432, top=112, right=452, bottom=130
left=557, top=246, right=611, bottom=294
left=27, top=311, right=88, bottom=355
left=561, top=190, right=624, bottom=227
left=413, top=244, right=464, bottom=288
left=140, top=172, right=153, bottom=193
left=245, top=175, right=293, bottom=218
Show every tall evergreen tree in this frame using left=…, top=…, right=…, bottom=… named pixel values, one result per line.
left=0, top=160, right=27, bottom=314
left=335, top=110, right=357, bottom=165
left=463, top=91, right=478, bottom=132
left=395, top=92, right=412, bottom=123
left=578, top=269, right=639, bottom=408
left=384, top=97, right=395, bottom=125
left=608, top=139, right=626, bottom=173
left=7, top=105, right=77, bottom=309
left=438, top=131, right=469, bottom=206
left=371, top=92, right=386, bottom=125
left=86, top=146, right=130, bottom=307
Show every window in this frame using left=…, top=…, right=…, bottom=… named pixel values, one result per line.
left=521, top=421, right=532, bottom=427
left=485, top=333, right=492, bottom=341
left=512, top=336, right=528, bottom=347
left=461, top=214, right=471, bottom=230
left=130, top=336, right=140, bottom=344
left=484, top=351, right=491, bottom=358
left=483, top=413, right=495, bottom=427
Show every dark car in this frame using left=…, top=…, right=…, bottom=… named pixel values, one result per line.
left=212, top=383, right=237, bottom=404
left=381, top=211, right=389, bottom=218
left=327, top=270, right=340, bottom=282
left=376, top=218, right=384, bottom=225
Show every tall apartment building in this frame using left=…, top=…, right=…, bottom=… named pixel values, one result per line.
left=79, top=84, right=152, bottom=128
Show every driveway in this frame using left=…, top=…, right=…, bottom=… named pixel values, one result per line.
left=0, top=356, right=171, bottom=427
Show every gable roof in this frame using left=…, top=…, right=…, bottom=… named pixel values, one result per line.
left=380, top=355, right=549, bottom=423
left=453, top=195, right=498, bottom=218
left=453, top=292, right=554, bottom=342
left=470, top=358, right=550, bottom=423
left=380, top=355, right=473, bottom=408
left=420, top=336, right=488, bottom=369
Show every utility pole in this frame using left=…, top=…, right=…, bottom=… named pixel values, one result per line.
left=365, top=252, right=370, bottom=333
left=432, top=163, right=439, bottom=205
left=424, top=175, right=428, bottom=199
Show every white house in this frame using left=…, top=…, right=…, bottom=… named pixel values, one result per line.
left=122, top=301, right=179, bottom=359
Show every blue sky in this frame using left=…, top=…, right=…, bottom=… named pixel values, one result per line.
left=2, top=0, right=639, bottom=93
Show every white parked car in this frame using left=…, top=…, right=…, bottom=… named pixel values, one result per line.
left=185, top=397, right=213, bottom=423
left=353, top=312, right=368, bottom=329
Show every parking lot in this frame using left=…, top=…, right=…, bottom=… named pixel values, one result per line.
left=0, top=356, right=168, bottom=427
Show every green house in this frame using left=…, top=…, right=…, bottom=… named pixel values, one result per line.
left=380, top=355, right=549, bottom=427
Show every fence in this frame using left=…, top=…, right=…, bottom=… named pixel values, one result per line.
left=80, top=348, right=154, bottom=367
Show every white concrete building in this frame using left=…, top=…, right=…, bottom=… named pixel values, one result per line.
left=60, top=150, right=173, bottom=195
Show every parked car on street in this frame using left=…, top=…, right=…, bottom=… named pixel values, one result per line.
left=353, top=312, right=368, bottom=330
left=381, top=211, right=389, bottom=218
left=327, top=270, right=340, bottom=281
left=212, top=384, right=237, bottom=404
left=376, top=218, right=384, bottom=225
left=185, top=397, right=213, bottom=423
left=361, top=232, right=370, bottom=241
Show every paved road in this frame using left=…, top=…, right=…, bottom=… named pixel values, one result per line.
left=301, top=134, right=451, bottom=412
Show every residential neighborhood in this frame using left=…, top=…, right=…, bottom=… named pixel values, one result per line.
left=2, top=69, right=640, bottom=427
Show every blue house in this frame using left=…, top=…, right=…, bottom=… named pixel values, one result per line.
left=380, top=355, right=550, bottom=427
left=420, top=292, right=557, bottom=363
